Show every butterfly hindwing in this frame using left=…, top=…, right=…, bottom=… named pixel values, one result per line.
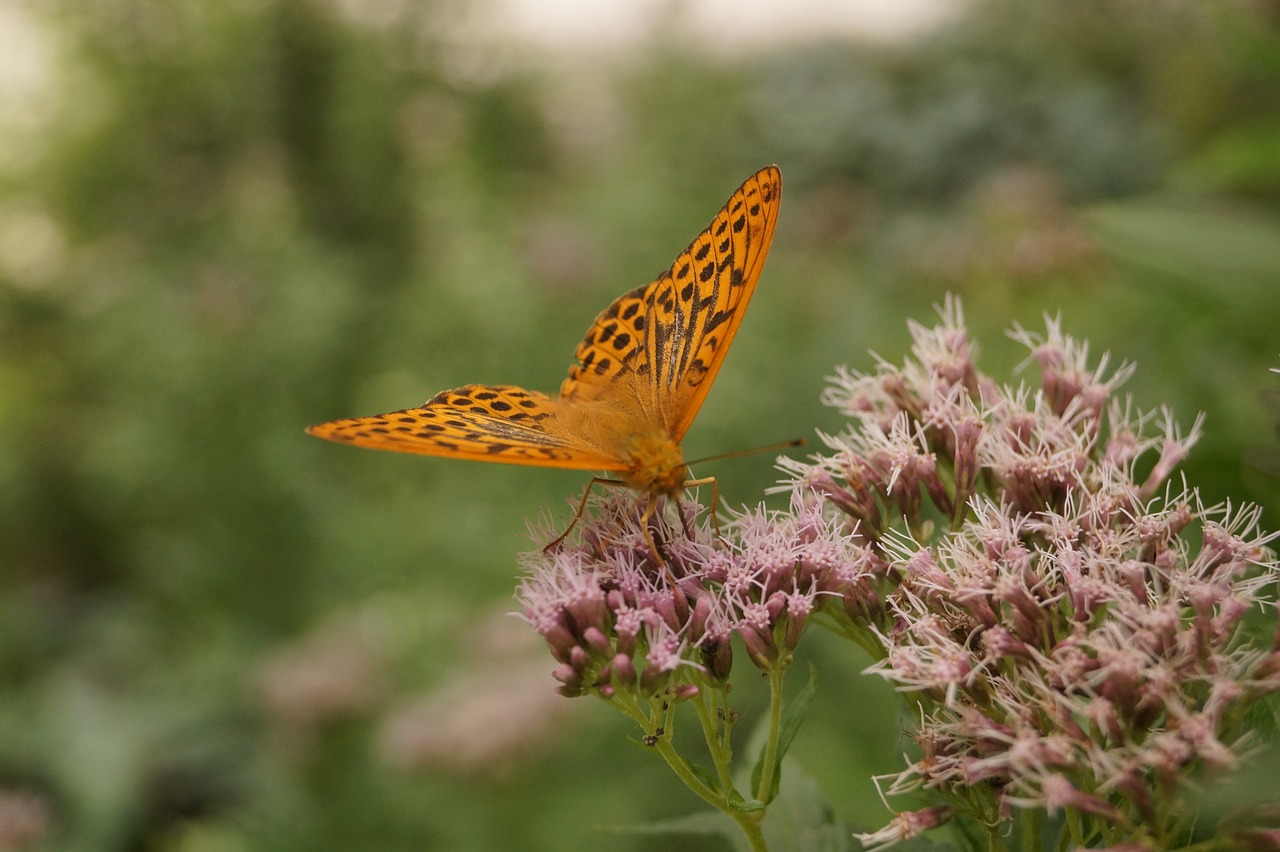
left=562, top=284, right=649, bottom=402
left=306, top=384, right=623, bottom=470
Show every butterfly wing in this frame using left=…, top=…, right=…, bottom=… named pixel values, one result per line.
left=560, top=166, right=782, bottom=441
left=310, top=168, right=782, bottom=469
left=306, top=384, right=626, bottom=470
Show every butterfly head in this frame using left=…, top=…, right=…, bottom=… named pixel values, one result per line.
left=622, top=432, right=689, bottom=498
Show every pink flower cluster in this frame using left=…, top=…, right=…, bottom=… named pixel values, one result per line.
left=779, top=298, right=1280, bottom=845
left=519, top=492, right=879, bottom=698
left=517, top=296, right=1280, bottom=847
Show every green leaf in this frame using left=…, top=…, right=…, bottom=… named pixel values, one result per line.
left=1086, top=200, right=1280, bottom=289
left=759, top=757, right=851, bottom=852
left=612, top=810, right=756, bottom=851
left=688, top=759, right=723, bottom=794
left=613, top=810, right=733, bottom=837
left=775, top=668, right=818, bottom=767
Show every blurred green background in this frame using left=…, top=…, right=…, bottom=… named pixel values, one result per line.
left=1, top=0, right=1278, bottom=849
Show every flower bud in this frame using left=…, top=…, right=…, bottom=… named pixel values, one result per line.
left=981, top=626, right=1029, bottom=661
left=568, top=645, right=591, bottom=673
left=552, top=664, right=582, bottom=692
left=565, top=588, right=607, bottom=636
left=672, top=684, right=700, bottom=702
left=611, top=653, right=637, bottom=687
left=765, top=590, right=788, bottom=621
left=650, top=592, right=682, bottom=633
left=613, top=609, right=641, bottom=658
left=687, top=593, right=713, bottom=642
left=1212, top=596, right=1249, bottom=642
left=783, top=592, right=815, bottom=651
left=538, top=620, right=578, bottom=664
left=640, top=637, right=682, bottom=694
left=853, top=806, right=951, bottom=849
left=581, top=626, right=611, bottom=657
left=737, top=622, right=777, bottom=669
left=951, top=418, right=982, bottom=502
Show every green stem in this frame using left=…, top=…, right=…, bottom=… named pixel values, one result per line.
left=648, top=729, right=769, bottom=852
left=649, top=735, right=722, bottom=808
left=611, top=691, right=771, bottom=852
left=984, top=817, right=1002, bottom=851
left=753, top=663, right=787, bottom=803
left=1066, top=811, right=1084, bottom=850
left=734, top=814, right=770, bottom=852
left=612, top=694, right=720, bottom=805
left=692, top=687, right=735, bottom=792
left=1020, top=807, right=1039, bottom=852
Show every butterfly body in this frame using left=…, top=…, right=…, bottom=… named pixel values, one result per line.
left=615, top=430, right=687, bottom=498
left=308, top=166, right=782, bottom=510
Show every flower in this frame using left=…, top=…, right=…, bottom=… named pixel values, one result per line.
left=781, top=298, right=1280, bottom=846
left=853, top=806, right=951, bottom=850
left=518, top=490, right=880, bottom=700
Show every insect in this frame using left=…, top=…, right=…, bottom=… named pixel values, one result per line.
left=308, top=166, right=782, bottom=560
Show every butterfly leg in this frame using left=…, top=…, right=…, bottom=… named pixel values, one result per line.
left=682, top=475, right=722, bottom=543
left=543, top=476, right=625, bottom=554
left=637, top=496, right=682, bottom=589
left=543, top=481, right=680, bottom=588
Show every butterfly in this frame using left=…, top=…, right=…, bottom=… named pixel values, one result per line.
left=308, top=166, right=782, bottom=555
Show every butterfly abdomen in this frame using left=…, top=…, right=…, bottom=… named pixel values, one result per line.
left=622, top=432, right=688, bottom=498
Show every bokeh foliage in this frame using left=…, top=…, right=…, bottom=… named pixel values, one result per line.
left=0, top=0, right=1277, bottom=849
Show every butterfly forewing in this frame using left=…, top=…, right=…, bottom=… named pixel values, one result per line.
left=662, top=166, right=781, bottom=438
left=559, top=166, right=782, bottom=441
left=306, top=384, right=623, bottom=470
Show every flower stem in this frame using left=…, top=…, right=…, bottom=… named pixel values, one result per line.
left=1020, top=806, right=1039, bottom=852
left=753, top=663, right=787, bottom=803
left=612, top=691, right=771, bottom=852
left=692, top=687, right=735, bottom=792
left=649, top=729, right=770, bottom=852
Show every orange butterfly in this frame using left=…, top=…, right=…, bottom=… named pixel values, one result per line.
left=308, top=166, right=782, bottom=552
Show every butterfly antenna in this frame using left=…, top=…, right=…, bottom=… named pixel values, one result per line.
left=685, top=438, right=803, bottom=468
